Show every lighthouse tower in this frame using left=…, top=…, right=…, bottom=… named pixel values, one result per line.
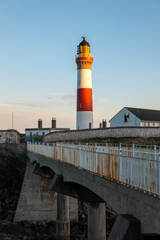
left=76, top=37, right=94, bottom=130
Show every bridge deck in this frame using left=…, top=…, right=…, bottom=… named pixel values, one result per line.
left=27, top=142, right=160, bottom=198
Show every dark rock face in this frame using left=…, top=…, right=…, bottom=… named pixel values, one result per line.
left=0, top=221, right=56, bottom=240
left=0, top=146, right=117, bottom=239
left=0, top=147, right=26, bottom=222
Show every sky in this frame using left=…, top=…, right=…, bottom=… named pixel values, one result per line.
left=0, top=0, right=160, bottom=132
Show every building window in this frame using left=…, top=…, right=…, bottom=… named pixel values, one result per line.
left=153, top=122, right=155, bottom=127
left=124, top=113, right=130, bottom=122
left=148, top=122, right=150, bottom=127
left=36, top=132, right=38, bottom=135
left=42, top=132, right=45, bottom=135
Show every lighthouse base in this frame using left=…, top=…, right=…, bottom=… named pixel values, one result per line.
left=76, top=111, right=93, bottom=130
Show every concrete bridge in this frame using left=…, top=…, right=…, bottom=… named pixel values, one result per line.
left=26, top=142, right=160, bottom=239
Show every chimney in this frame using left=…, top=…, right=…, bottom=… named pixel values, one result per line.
left=38, top=119, right=42, bottom=129
left=51, top=118, right=56, bottom=128
left=102, top=119, right=107, bottom=129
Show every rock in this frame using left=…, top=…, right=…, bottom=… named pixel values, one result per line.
left=0, top=189, right=8, bottom=201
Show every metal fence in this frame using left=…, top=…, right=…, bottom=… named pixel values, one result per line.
left=27, top=142, right=160, bottom=198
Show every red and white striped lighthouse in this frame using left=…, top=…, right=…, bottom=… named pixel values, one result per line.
left=76, top=37, right=94, bottom=130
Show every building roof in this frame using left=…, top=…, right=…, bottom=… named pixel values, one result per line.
left=125, top=107, right=160, bottom=121
left=25, top=128, right=70, bottom=131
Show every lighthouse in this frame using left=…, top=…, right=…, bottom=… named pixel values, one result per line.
left=76, top=37, right=94, bottom=130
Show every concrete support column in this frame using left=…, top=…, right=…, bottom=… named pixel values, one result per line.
left=56, top=193, right=70, bottom=240
left=88, top=202, right=106, bottom=240
left=108, top=214, right=141, bottom=240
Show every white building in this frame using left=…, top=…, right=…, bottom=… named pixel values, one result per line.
left=25, top=118, right=70, bottom=139
left=109, top=107, right=160, bottom=127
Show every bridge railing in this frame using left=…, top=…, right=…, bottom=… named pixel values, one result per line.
left=80, top=142, right=160, bottom=150
left=27, top=142, right=160, bottom=198
left=55, top=142, right=158, bottom=161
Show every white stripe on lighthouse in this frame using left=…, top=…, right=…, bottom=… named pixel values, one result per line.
left=76, top=111, right=93, bottom=130
left=77, top=69, right=92, bottom=89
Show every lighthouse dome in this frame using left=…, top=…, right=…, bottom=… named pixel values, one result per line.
left=77, top=37, right=90, bottom=54
left=79, top=37, right=90, bottom=47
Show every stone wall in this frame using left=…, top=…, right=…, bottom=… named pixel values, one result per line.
left=0, top=143, right=26, bottom=157
left=0, top=130, right=20, bottom=144
left=44, top=127, right=160, bottom=142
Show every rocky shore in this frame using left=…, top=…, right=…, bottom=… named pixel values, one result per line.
left=0, top=209, right=116, bottom=240
left=0, top=146, right=116, bottom=239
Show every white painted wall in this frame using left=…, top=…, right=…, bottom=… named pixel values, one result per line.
left=141, top=121, right=160, bottom=127
left=25, top=129, right=50, bottom=136
left=109, top=108, right=141, bottom=127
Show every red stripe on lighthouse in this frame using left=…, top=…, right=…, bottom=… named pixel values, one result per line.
left=77, top=88, right=93, bottom=111
left=76, top=57, right=93, bottom=62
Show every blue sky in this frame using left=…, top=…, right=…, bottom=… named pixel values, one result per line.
left=0, top=0, right=160, bottom=132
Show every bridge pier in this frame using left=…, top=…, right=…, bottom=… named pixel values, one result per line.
left=56, top=193, right=70, bottom=240
left=88, top=202, right=106, bottom=240
left=108, top=214, right=141, bottom=240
